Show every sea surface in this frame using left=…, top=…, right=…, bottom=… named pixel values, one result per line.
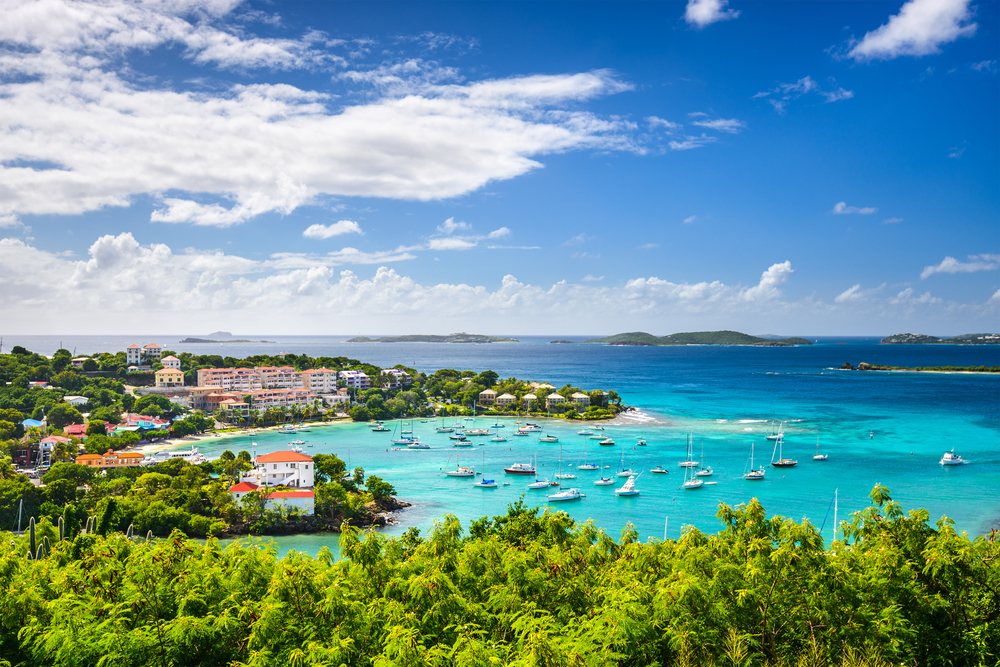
left=7, top=334, right=1000, bottom=556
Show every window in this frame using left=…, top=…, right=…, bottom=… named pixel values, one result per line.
left=273, top=464, right=277, bottom=470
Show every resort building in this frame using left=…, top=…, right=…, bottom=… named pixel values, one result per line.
left=382, top=368, right=411, bottom=389
left=522, top=393, right=537, bottom=409
left=160, top=355, right=181, bottom=370
left=321, top=394, right=351, bottom=409
left=197, top=368, right=264, bottom=392
left=204, top=388, right=320, bottom=417
left=63, top=395, right=88, bottom=407
left=229, top=481, right=315, bottom=515
left=126, top=344, right=142, bottom=365
left=242, top=450, right=315, bottom=488
left=258, top=366, right=304, bottom=389
left=155, top=368, right=185, bottom=388
left=126, top=343, right=163, bottom=366
left=75, top=449, right=145, bottom=468
left=478, top=388, right=497, bottom=406
left=545, top=394, right=567, bottom=410
left=39, top=435, right=71, bottom=466
left=496, top=393, right=516, bottom=407
left=300, top=368, right=339, bottom=393
left=571, top=392, right=591, bottom=409
left=339, top=370, right=371, bottom=390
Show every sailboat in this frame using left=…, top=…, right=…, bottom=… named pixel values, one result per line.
left=527, top=455, right=552, bottom=489
left=577, top=438, right=598, bottom=470
left=594, top=456, right=615, bottom=485
left=743, top=443, right=766, bottom=480
left=617, top=445, right=636, bottom=477
left=813, top=436, right=827, bottom=461
left=473, top=450, right=497, bottom=488
left=682, top=459, right=704, bottom=489
left=771, top=436, right=797, bottom=467
left=490, top=426, right=508, bottom=443
left=766, top=420, right=784, bottom=441
left=435, top=417, right=453, bottom=433
left=679, top=433, right=698, bottom=467
left=391, top=421, right=419, bottom=446
left=695, top=439, right=713, bottom=477
left=555, top=445, right=577, bottom=479
left=445, top=453, right=475, bottom=477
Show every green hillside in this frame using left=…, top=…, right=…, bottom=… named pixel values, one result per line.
left=582, top=330, right=813, bottom=346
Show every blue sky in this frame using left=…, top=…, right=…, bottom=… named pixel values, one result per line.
left=0, top=0, right=997, bottom=336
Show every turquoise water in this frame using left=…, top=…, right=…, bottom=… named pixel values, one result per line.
left=9, top=335, right=999, bottom=556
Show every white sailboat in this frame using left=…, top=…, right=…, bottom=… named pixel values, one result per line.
left=695, top=439, right=713, bottom=477
left=679, top=433, right=698, bottom=467
left=445, top=453, right=475, bottom=477
left=682, top=460, right=704, bottom=489
left=743, top=442, right=766, bottom=480
left=473, top=451, right=498, bottom=488
left=577, top=438, right=598, bottom=470
left=554, top=445, right=577, bottom=479
left=617, top=445, right=636, bottom=477
left=594, top=455, right=615, bottom=485
left=813, top=436, right=827, bottom=461
left=527, top=454, right=551, bottom=489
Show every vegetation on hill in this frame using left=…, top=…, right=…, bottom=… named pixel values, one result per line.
left=347, top=333, right=519, bottom=343
left=881, top=332, right=1000, bottom=345
left=0, top=485, right=994, bottom=666
left=843, top=362, right=1000, bottom=373
left=583, top=330, right=814, bottom=346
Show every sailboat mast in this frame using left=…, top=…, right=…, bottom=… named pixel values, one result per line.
left=833, top=488, right=838, bottom=541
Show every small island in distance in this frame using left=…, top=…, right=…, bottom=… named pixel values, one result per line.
left=881, top=332, right=999, bottom=345
left=179, top=331, right=276, bottom=343
left=582, top=330, right=814, bottom=346
left=347, top=333, right=519, bottom=344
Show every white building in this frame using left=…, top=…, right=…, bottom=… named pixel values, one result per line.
left=126, top=344, right=142, bottom=365
left=545, top=394, right=567, bottom=410
left=496, top=393, right=516, bottom=407
left=382, top=368, right=411, bottom=389
left=63, top=395, right=88, bottom=407
left=301, top=368, right=339, bottom=393
left=339, top=369, right=371, bottom=390
left=571, top=392, right=591, bottom=409
left=229, top=481, right=314, bottom=515
left=161, top=355, right=181, bottom=370
left=243, top=450, right=315, bottom=488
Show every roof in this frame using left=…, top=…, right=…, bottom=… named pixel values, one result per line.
left=155, top=368, right=183, bottom=374
left=41, top=436, right=71, bottom=444
left=128, top=344, right=140, bottom=348
left=230, top=481, right=260, bottom=493
left=144, top=343, right=162, bottom=348
left=118, top=452, right=144, bottom=459
left=497, top=393, right=516, bottom=399
left=161, top=355, right=179, bottom=361
left=572, top=392, right=590, bottom=398
left=76, top=454, right=101, bottom=460
left=256, top=451, right=313, bottom=463
left=479, top=388, right=497, bottom=395
left=266, top=490, right=315, bottom=499
left=523, top=393, right=537, bottom=399
left=547, top=394, right=566, bottom=400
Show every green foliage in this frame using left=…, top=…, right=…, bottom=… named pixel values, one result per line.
left=45, top=403, right=84, bottom=429
left=349, top=405, right=372, bottom=422
left=84, top=419, right=106, bottom=436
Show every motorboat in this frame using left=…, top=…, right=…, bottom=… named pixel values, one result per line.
left=615, top=475, right=640, bottom=496
left=598, top=438, right=615, bottom=446
left=594, top=476, right=615, bottom=486
left=504, top=462, right=536, bottom=474
left=744, top=443, right=766, bottom=480
left=407, top=442, right=430, bottom=450
left=578, top=429, right=594, bottom=435
left=636, top=438, right=647, bottom=446
left=289, top=439, right=306, bottom=445
left=696, top=466, right=713, bottom=477
left=278, top=425, right=296, bottom=434
left=465, top=429, right=491, bottom=436
left=449, top=433, right=469, bottom=441
left=289, top=444, right=304, bottom=453
left=491, top=423, right=505, bottom=428
left=453, top=440, right=473, bottom=447
left=591, top=426, right=605, bottom=431
left=940, top=449, right=969, bottom=465
left=520, top=424, right=542, bottom=432
left=589, top=435, right=606, bottom=440
left=296, top=425, right=311, bottom=432
left=547, top=488, right=584, bottom=501
left=371, top=425, right=391, bottom=432
left=650, top=466, right=669, bottom=474
left=512, top=431, right=529, bottom=436
left=539, top=435, right=559, bottom=443
left=473, top=478, right=498, bottom=488
left=577, top=463, right=599, bottom=470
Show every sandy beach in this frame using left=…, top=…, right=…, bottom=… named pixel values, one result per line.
left=126, top=418, right=354, bottom=458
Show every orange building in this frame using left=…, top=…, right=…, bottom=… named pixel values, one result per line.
left=76, top=449, right=145, bottom=468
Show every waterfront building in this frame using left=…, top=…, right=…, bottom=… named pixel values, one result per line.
left=522, top=393, right=537, bottom=409
left=496, top=393, right=516, bottom=407
left=160, top=355, right=181, bottom=370
left=63, top=395, right=88, bottom=407
left=300, top=368, right=339, bottom=393
left=339, top=369, right=371, bottom=390
left=75, top=449, right=145, bottom=468
left=242, top=450, right=315, bottom=488
left=479, top=388, right=497, bottom=406
left=571, top=392, right=591, bottom=409
left=229, top=481, right=315, bottom=515
left=545, top=394, right=567, bottom=410
left=154, top=368, right=184, bottom=388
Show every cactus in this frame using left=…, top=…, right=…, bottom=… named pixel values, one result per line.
left=58, top=516, right=65, bottom=542
left=62, top=505, right=73, bottom=538
left=35, top=545, right=43, bottom=561
left=146, top=530, right=153, bottom=542
left=29, top=517, right=36, bottom=557
left=126, top=524, right=134, bottom=540
left=42, top=536, right=50, bottom=558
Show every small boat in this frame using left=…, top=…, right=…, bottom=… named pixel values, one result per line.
left=636, top=439, right=647, bottom=446
left=578, top=429, right=594, bottom=435
left=512, top=430, right=529, bottom=437
left=449, top=433, right=469, bottom=441
left=520, top=424, right=542, bottom=432
left=771, top=437, right=797, bottom=468
left=682, top=464, right=703, bottom=489
left=527, top=479, right=550, bottom=489
left=616, top=445, right=635, bottom=477
left=598, top=438, right=615, bottom=446
left=615, top=475, right=640, bottom=496
left=766, top=421, right=784, bottom=441
left=453, top=440, right=473, bottom=447
left=695, top=440, right=712, bottom=476
left=594, top=476, right=615, bottom=486
left=813, top=436, right=827, bottom=461
left=539, top=435, right=559, bottom=443
left=940, top=449, right=969, bottom=466
left=407, top=442, right=430, bottom=450
left=650, top=466, right=669, bottom=474
left=491, top=423, right=505, bottom=428
left=504, top=462, right=536, bottom=474
left=679, top=433, right=698, bottom=467
left=589, top=435, right=607, bottom=440
left=371, top=425, right=391, bottom=432
left=591, top=426, right=604, bottom=431
left=435, top=427, right=454, bottom=433
left=744, top=443, right=766, bottom=480
left=445, top=456, right=476, bottom=476
left=473, top=478, right=498, bottom=488
left=465, top=429, right=491, bottom=436
left=296, top=425, right=311, bottom=432
left=577, top=463, right=599, bottom=470
left=547, top=488, right=584, bottom=501
left=490, top=435, right=508, bottom=442
left=278, top=425, right=296, bottom=434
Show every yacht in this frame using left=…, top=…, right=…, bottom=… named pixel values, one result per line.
left=679, top=434, right=698, bottom=467
left=547, top=488, right=584, bottom=501
left=465, top=428, right=491, bottom=436
left=940, top=449, right=969, bottom=466
left=449, top=432, right=468, bottom=440
left=577, top=462, right=599, bottom=470
left=682, top=464, right=704, bottom=489
left=371, top=424, right=391, bottom=432
left=578, top=429, right=594, bottom=436
left=512, top=430, right=529, bottom=437
left=504, top=462, right=536, bottom=474
left=650, top=466, right=669, bottom=474
left=490, top=434, right=508, bottom=442
left=520, top=424, right=542, bottom=432
left=527, top=479, right=550, bottom=489
left=771, top=437, right=797, bottom=468
left=615, top=475, right=640, bottom=496
left=594, top=476, right=615, bottom=486
left=407, top=441, right=430, bottom=450
left=278, top=425, right=296, bottom=434
left=445, top=466, right=476, bottom=477
left=296, top=425, right=311, bottom=432
left=598, top=438, right=615, bottom=446
left=453, top=440, right=473, bottom=447
left=743, top=443, right=766, bottom=480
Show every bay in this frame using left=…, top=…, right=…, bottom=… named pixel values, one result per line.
left=7, top=334, right=999, bottom=557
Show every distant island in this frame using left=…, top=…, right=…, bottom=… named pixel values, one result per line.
left=178, top=338, right=276, bottom=344
left=347, top=333, right=519, bottom=344
left=582, top=330, right=814, bottom=346
left=841, top=362, right=999, bottom=374
left=881, top=333, right=999, bottom=345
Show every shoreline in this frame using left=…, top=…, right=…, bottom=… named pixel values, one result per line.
left=837, top=368, right=999, bottom=376
left=126, top=417, right=354, bottom=457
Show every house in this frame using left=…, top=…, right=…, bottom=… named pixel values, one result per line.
left=126, top=344, right=142, bottom=365
left=154, top=368, right=185, bottom=388
left=28, top=381, right=51, bottom=390
left=496, top=393, right=516, bottom=407
left=382, top=368, right=411, bottom=389
left=229, top=481, right=314, bottom=515
left=160, top=355, right=181, bottom=370
left=322, top=394, right=351, bottom=409
left=142, top=344, right=163, bottom=361
left=75, top=449, right=145, bottom=468
left=522, top=393, right=537, bottom=409
left=63, top=395, right=88, bottom=407
left=70, top=357, right=90, bottom=369
left=478, top=388, right=497, bottom=406
left=242, top=450, right=315, bottom=488
left=39, top=436, right=71, bottom=466
left=571, top=392, right=591, bottom=409
left=545, top=394, right=567, bottom=410
left=590, top=390, right=606, bottom=408
left=63, top=424, right=87, bottom=438
left=126, top=343, right=162, bottom=365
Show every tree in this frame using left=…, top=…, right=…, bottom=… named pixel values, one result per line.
left=365, top=475, right=395, bottom=501
left=312, top=454, right=347, bottom=483
left=89, top=406, right=122, bottom=423
left=0, top=421, right=15, bottom=442
left=44, top=478, right=78, bottom=506
left=42, top=462, right=97, bottom=486
left=82, top=358, right=99, bottom=372
left=85, top=420, right=106, bottom=436
left=349, top=406, right=371, bottom=422
left=474, top=370, right=499, bottom=388
left=47, top=404, right=84, bottom=429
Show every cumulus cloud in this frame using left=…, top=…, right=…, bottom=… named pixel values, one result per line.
left=848, top=0, right=977, bottom=62
left=426, top=219, right=512, bottom=251
left=303, top=220, right=363, bottom=239
left=0, top=0, right=639, bottom=225
left=428, top=237, right=478, bottom=251
left=684, top=0, right=740, bottom=28
left=683, top=215, right=697, bottom=224
left=754, top=76, right=854, bottom=114
left=920, top=254, right=1000, bottom=279
left=740, top=261, right=794, bottom=301
left=889, top=287, right=941, bottom=305
left=582, top=275, right=604, bottom=282
left=562, top=233, right=592, bottom=246
left=0, top=214, right=23, bottom=229
left=437, top=217, right=471, bottom=234
left=832, top=202, right=878, bottom=215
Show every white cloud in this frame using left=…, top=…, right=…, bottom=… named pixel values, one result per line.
left=437, top=217, right=471, bottom=234
left=832, top=202, right=878, bottom=215
left=637, top=243, right=659, bottom=249
left=948, top=146, right=966, bottom=158
left=428, top=237, right=478, bottom=251
left=582, top=275, right=604, bottom=282
left=646, top=116, right=681, bottom=131
left=684, top=0, right=741, bottom=28
left=571, top=252, right=600, bottom=259
left=971, top=60, right=996, bottom=72
left=302, top=220, right=363, bottom=239
left=755, top=76, right=854, bottom=114
left=683, top=215, right=697, bottom=224
left=487, top=227, right=511, bottom=239
left=883, top=217, right=904, bottom=224
left=690, top=118, right=746, bottom=134
left=889, top=287, right=941, bottom=305
left=849, top=0, right=977, bottom=61
left=562, top=233, right=592, bottom=246
left=990, top=289, right=1000, bottom=302
left=0, top=1, right=638, bottom=225
left=0, top=214, right=23, bottom=229
left=269, top=246, right=420, bottom=270
left=740, top=261, right=794, bottom=301
left=669, top=134, right=719, bottom=151
left=821, top=88, right=855, bottom=103
left=921, top=254, right=1000, bottom=279
left=834, top=283, right=886, bottom=303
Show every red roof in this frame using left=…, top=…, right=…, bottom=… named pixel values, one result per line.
left=256, top=451, right=313, bottom=463
left=266, top=490, right=315, bottom=499
left=230, top=482, right=259, bottom=493
left=128, top=344, right=140, bottom=348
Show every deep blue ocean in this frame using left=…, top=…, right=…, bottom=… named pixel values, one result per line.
left=7, top=334, right=999, bottom=554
